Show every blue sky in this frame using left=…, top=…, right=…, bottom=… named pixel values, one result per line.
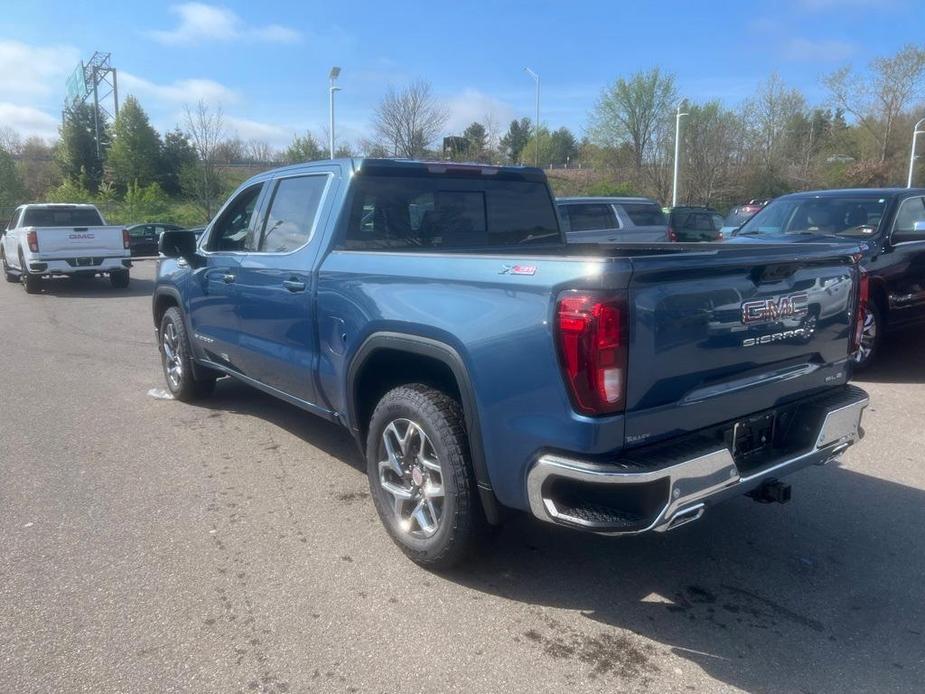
left=1, top=0, right=922, bottom=148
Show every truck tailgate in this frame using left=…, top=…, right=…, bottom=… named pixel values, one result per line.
left=33, top=226, right=126, bottom=256
left=624, top=244, right=859, bottom=447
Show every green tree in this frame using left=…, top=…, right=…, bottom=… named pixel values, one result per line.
left=589, top=68, right=677, bottom=173
left=284, top=131, right=324, bottom=163
left=462, top=122, right=488, bottom=160
left=107, top=96, right=162, bottom=189
left=119, top=181, right=170, bottom=222
left=0, top=147, right=25, bottom=210
left=499, top=118, right=532, bottom=163
left=57, top=102, right=108, bottom=193
left=160, top=128, right=197, bottom=196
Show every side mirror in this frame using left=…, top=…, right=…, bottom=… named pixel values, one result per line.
left=158, top=229, right=199, bottom=259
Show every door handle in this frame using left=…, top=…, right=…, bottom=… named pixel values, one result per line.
left=222, top=273, right=236, bottom=284
left=282, top=279, right=306, bottom=292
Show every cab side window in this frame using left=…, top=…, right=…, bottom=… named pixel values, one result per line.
left=206, top=184, right=264, bottom=252
left=7, top=208, right=21, bottom=230
left=893, top=197, right=925, bottom=236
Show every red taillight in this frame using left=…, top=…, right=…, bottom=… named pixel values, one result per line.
left=667, top=227, right=678, bottom=242
left=27, top=230, right=38, bottom=253
left=850, top=267, right=869, bottom=355
left=556, top=291, right=627, bottom=415
left=713, top=231, right=724, bottom=241
left=122, top=228, right=131, bottom=249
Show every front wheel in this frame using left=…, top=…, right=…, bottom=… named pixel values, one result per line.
left=1, top=251, right=16, bottom=283
left=853, top=301, right=882, bottom=370
left=366, top=384, right=487, bottom=569
left=159, top=307, right=216, bottom=401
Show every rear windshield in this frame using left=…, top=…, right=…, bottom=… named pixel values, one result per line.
left=22, top=207, right=104, bottom=227
left=736, top=196, right=888, bottom=238
left=341, top=174, right=561, bottom=250
left=672, top=209, right=722, bottom=231
left=622, top=203, right=666, bottom=226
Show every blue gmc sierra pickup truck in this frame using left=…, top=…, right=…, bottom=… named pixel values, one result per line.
left=153, top=159, right=870, bottom=567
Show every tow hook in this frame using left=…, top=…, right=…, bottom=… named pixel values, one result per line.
left=748, top=480, right=792, bottom=504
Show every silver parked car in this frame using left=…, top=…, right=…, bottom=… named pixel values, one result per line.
left=556, top=196, right=671, bottom=243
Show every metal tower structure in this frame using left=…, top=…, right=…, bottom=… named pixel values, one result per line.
left=64, top=52, right=119, bottom=158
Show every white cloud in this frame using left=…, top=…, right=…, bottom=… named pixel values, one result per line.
left=150, top=3, right=301, bottom=45
left=0, top=40, right=79, bottom=98
left=0, top=103, right=60, bottom=140
left=444, top=89, right=516, bottom=137
left=119, top=71, right=239, bottom=106
left=225, top=116, right=291, bottom=147
left=784, top=38, right=856, bottom=62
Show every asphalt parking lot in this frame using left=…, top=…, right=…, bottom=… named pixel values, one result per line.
left=1, top=261, right=923, bottom=694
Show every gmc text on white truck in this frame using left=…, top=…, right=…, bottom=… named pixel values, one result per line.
left=1, top=203, right=132, bottom=293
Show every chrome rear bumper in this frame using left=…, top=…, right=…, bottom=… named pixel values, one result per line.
left=526, top=386, right=869, bottom=534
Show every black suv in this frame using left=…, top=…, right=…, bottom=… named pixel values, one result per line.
left=730, top=188, right=925, bottom=368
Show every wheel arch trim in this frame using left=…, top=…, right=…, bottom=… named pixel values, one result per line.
left=346, top=331, right=501, bottom=523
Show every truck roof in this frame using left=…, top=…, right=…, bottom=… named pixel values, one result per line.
left=556, top=196, right=659, bottom=204
left=239, top=158, right=549, bottom=187
left=20, top=203, right=100, bottom=209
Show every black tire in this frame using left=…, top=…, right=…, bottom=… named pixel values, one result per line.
left=110, top=269, right=130, bottom=288
left=853, top=300, right=882, bottom=371
left=159, top=306, right=216, bottom=401
left=1, top=251, right=17, bottom=283
left=366, top=384, right=488, bottom=569
left=19, top=253, right=40, bottom=294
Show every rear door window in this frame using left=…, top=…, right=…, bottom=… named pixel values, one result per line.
left=564, top=204, right=619, bottom=232
left=259, top=175, right=329, bottom=253
left=621, top=203, right=665, bottom=226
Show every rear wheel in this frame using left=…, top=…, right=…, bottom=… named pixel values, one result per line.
left=110, top=269, right=130, bottom=288
left=19, top=253, right=40, bottom=294
left=159, top=306, right=216, bottom=401
left=366, top=384, right=487, bottom=568
left=853, top=301, right=882, bottom=370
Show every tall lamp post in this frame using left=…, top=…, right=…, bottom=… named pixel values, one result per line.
left=672, top=99, right=688, bottom=208
left=524, top=67, right=540, bottom=167
left=329, top=66, right=341, bottom=160
left=906, top=117, right=925, bottom=188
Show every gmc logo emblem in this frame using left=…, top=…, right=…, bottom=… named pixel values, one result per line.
left=741, top=292, right=809, bottom=324
left=68, top=233, right=95, bottom=240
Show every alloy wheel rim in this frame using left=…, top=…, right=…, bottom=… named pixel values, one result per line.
left=377, top=418, right=445, bottom=538
left=855, top=308, right=877, bottom=363
left=162, top=321, right=183, bottom=388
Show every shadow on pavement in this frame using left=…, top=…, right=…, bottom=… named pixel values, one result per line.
left=189, top=372, right=923, bottom=691
left=32, top=275, right=157, bottom=299
left=199, top=377, right=363, bottom=473
left=854, top=324, right=925, bottom=385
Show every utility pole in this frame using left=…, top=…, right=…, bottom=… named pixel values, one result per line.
left=525, top=68, right=540, bottom=167
left=907, top=117, right=925, bottom=188
left=329, top=67, right=341, bottom=159
left=672, top=99, right=688, bottom=208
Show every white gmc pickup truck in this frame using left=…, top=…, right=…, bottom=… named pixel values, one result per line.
left=1, top=203, right=132, bottom=293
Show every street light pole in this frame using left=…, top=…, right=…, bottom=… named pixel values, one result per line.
left=525, top=67, right=539, bottom=167
left=329, top=66, right=341, bottom=160
left=906, top=117, right=925, bottom=188
left=672, top=99, right=688, bottom=208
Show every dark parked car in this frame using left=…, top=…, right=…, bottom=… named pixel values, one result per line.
left=126, top=223, right=183, bottom=257
left=556, top=196, right=670, bottom=242
left=668, top=206, right=725, bottom=242
left=729, top=187, right=925, bottom=368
